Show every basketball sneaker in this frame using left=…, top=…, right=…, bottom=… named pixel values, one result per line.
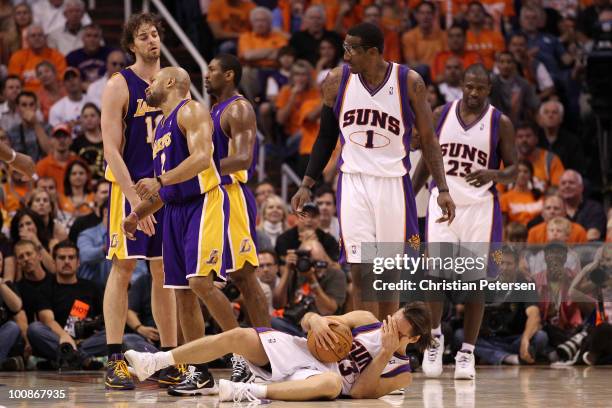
left=124, top=350, right=160, bottom=381
left=422, top=334, right=444, bottom=377
left=167, top=365, right=218, bottom=396
left=158, top=364, right=187, bottom=388
left=219, top=379, right=265, bottom=403
left=454, top=350, right=476, bottom=380
left=104, top=354, right=135, bottom=390
left=230, top=354, right=255, bottom=383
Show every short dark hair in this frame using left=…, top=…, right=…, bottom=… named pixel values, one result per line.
left=95, top=179, right=110, bottom=193
left=516, top=121, right=539, bottom=134
left=467, top=1, right=486, bottom=13
left=36, top=60, right=56, bottom=74
left=14, top=239, right=37, bottom=253
left=314, top=184, right=336, bottom=205
left=509, top=32, right=528, bottom=42
left=121, top=12, right=164, bottom=59
left=258, top=249, right=279, bottom=264
left=448, top=23, right=466, bottom=35
left=52, top=240, right=79, bottom=259
left=464, top=63, right=491, bottom=83
left=81, top=102, right=101, bottom=116
left=416, top=1, right=436, bottom=13
left=214, top=53, right=243, bottom=86
left=498, top=50, right=517, bottom=64
left=278, top=46, right=296, bottom=58
left=402, top=301, right=432, bottom=353
left=347, top=23, right=384, bottom=53
left=16, top=90, right=37, bottom=105
left=1, top=75, right=21, bottom=92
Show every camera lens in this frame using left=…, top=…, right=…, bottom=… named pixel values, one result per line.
left=296, top=257, right=312, bottom=273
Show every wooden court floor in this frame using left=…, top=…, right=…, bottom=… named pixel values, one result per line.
left=1, top=366, right=611, bottom=407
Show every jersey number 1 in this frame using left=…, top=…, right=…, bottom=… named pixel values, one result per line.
left=145, top=115, right=163, bottom=144
left=365, top=130, right=374, bottom=149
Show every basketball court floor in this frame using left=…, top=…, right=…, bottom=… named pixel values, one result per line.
left=1, top=366, right=611, bottom=407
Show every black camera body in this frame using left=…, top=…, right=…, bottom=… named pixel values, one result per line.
left=294, top=250, right=328, bottom=273
left=222, top=281, right=242, bottom=302
left=590, top=266, right=610, bottom=286
left=74, top=316, right=104, bottom=340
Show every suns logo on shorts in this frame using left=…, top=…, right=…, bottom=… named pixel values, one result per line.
left=490, top=249, right=503, bottom=265
left=406, top=234, right=420, bottom=251
left=206, top=249, right=219, bottom=265
left=239, top=239, right=251, bottom=253
left=110, top=234, right=119, bottom=248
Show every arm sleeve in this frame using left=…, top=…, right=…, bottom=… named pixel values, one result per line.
left=304, top=104, right=340, bottom=181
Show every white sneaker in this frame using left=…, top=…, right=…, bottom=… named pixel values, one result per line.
left=219, top=379, right=262, bottom=403
left=422, top=335, right=444, bottom=377
left=124, top=350, right=159, bottom=382
left=454, top=350, right=475, bottom=380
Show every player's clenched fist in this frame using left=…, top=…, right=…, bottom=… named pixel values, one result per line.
left=122, top=212, right=139, bottom=240
left=135, top=177, right=161, bottom=200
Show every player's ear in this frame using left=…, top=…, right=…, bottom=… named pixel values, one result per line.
left=409, top=335, right=420, bottom=344
left=167, top=77, right=176, bottom=88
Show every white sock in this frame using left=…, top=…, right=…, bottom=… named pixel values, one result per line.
left=432, top=325, right=442, bottom=336
left=157, top=351, right=175, bottom=371
left=503, top=354, right=519, bottom=365
left=249, top=383, right=267, bottom=399
left=461, top=343, right=475, bottom=353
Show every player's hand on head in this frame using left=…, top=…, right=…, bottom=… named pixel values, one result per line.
left=291, top=187, right=312, bottom=215
left=135, top=177, right=161, bottom=201
left=381, top=315, right=400, bottom=353
left=310, top=317, right=339, bottom=351
left=435, top=192, right=456, bottom=225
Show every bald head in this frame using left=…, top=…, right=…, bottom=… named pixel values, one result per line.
left=542, top=195, right=567, bottom=221
left=160, top=66, right=191, bottom=95
left=146, top=67, right=191, bottom=107
left=559, top=170, right=583, bottom=201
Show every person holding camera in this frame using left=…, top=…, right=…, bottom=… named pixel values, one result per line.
left=454, top=247, right=548, bottom=365
left=271, top=240, right=347, bottom=336
left=0, top=272, right=23, bottom=370
left=27, top=240, right=153, bottom=369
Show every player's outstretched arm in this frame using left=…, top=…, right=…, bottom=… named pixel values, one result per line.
left=220, top=99, right=256, bottom=176
left=407, top=70, right=455, bottom=224
left=291, top=67, right=343, bottom=212
left=0, top=143, right=35, bottom=178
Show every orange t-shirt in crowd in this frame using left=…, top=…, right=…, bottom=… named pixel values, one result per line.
left=238, top=30, right=288, bottom=68
left=275, top=86, right=320, bottom=136
left=401, top=27, right=447, bottom=67
left=431, top=50, right=483, bottom=82
left=527, top=221, right=588, bottom=244
left=8, top=47, right=67, bottom=93
left=383, top=28, right=401, bottom=63
left=35, top=153, right=79, bottom=195
left=500, top=190, right=543, bottom=225
left=297, top=97, right=322, bottom=155
left=38, top=87, right=66, bottom=121
left=1, top=181, right=30, bottom=213
left=207, top=0, right=255, bottom=35
left=311, top=0, right=372, bottom=32
left=497, top=148, right=564, bottom=194
left=465, top=29, right=505, bottom=69
left=59, top=192, right=94, bottom=216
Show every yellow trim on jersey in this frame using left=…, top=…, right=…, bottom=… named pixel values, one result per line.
left=192, top=187, right=226, bottom=278
left=107, top=182, right=128, bottom=260
left=225, top=183, right=258, bottom=272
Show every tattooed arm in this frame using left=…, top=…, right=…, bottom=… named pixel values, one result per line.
left=411, top=105, right=444, bottom=194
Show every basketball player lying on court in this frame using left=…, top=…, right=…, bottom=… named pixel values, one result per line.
left=125, top=302, right=432, bottom=402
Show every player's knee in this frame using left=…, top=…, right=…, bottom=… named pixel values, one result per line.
left=111, top=258, right=136, bottom=279
left=225, top=327, right=253, bottom=347
left=318, top=372, right=342, bottom=399
left=188, top=276, right=215, bottom=297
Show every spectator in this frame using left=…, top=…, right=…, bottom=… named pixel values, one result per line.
left=254, top=180, right=275, bottom=210
left=27, top=240, right=151, bottom=369
left=401, top=2, right=446, bottom=78
left=438, top=56, right=463, bottom=102
left=10, top=208, right=56, bottom=272
left=49, top=67, right=88, bottom=128
left=314, top=185, right=339, bottom=241
left=455, top=247, right=547, bottom=365
left=68, top=179, right=108, bottom=243
left=1, top=169, right=31, bottom=214
left=515, top=122, right=564, bottom=191
left=536, top=100, right=585, bottom=172
left=46, top=0, right=87, bottom=55
left=0, top=75, right=23, bottom=132
left=545, top=216, right=573, bottom=242
left=429, top=83, right=446, bottom=109
left=271, top=0, right=305, bottom=34
left=32, top=0, right=91, bottom=35
left=76, top=200, right=109, bottom=288
left=126, top=272, right=160, bottom=345
left=465, top=1, right=505, bottom=69
left=35, top=123, right=79, bottom=195
left=26, top=188, right=69, bottom=243
left=7, top=24, right=67, bottom=93
left=6, top=91, right=50, bottom=162
left=527, top=194, right=587, bottom=243
left=65, top=24, right=112, bottom=86
left=1, top=2, right=33, bottom=56
left=35, top=176, right=71, bottom=228
left=490, top=51, right=539, bottom=125
left=257, top=194, right=288, bottom=247
left=238, top=7, right=288, bottom=102
left=295, top=89, right=322, bottom=176
left=256, top=249, right=280, bottom=293
left=362, top=4, right=400, bottom=63
left=207, top=0, right=256, bottom=54
left=71, top=103, right=103, bottom=180
left=501, top=160, right=543, bottom=226
left=577, top=0, right=608, bottom=40
left=330, top=0, right=365, bottom=36
left=59, top=160, right=93, bottom=219
left=288, top=5, right=342, bottom=66
left=275, top=202, right=339, bottom=261
left=14, top=240, right=53, bottom=322
left=506, top=221, right=529, bottom=243
left=314, top=38, right=342, bottom=85
left=275, top=59, right=319, bottom=140
left=271, top=239, right=346, bottom=336
left=85, top=49, right=125, bottom=108
left=0, top=209, right=16, bottom=283
left=507, top=32, right=556, bottom=100
left=36, top=60, right=66, bottom=121
left=259, top=46, right=295, bottom=140
left=0, top=269, right=23, bottom=371
left=432, top=24, right=482, bottom=83
left=558, top=170, right=607, bottom=241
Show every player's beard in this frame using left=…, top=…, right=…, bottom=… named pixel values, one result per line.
left=146, top=90, right=163, bottom=107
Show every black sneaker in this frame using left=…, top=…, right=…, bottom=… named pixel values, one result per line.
left=105, top=354, right=135, bottom=390
left=167, top=365, right=218, bottom=396
left=230, top=354, right=255, bottom=383
left=1, top=356, right=24, bottom=371
left=158, top=364, right=187, bottom=388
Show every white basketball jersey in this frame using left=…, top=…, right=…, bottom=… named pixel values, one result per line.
left=435, top=99, right=502, bottom=206
left=335, top=63, right=415, bottom=177
left=337, top=323, right=412, bottom=396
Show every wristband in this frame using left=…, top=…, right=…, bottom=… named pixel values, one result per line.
left=438, top=188, right=449, bottom=193
left=6, top=149, right=16, bottom=164
left=156, top=175, right=163, bottom=187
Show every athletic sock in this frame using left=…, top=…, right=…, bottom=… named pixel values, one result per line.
left=503, top=355, right=519, bottom=365
left=460, top=343, right=475, bottom=353
left=157, top=351, right=175, bottom=371
left=432, top=326, right=442, bottom=336
left=249, top=383, right=267, bottom=399
left=107, top=344, right=122, bottom=359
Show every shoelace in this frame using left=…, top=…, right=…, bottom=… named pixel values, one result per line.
left=456, top=353, right=472, bottom=367
left=183, top=365, right=198, bottom=383
left=233, top=383, right=260, bottom=404
left=113, top=360, right=130, bottom=380
left=176, top=364, right=187, bottom=376
left=231, top=355, right=247, bottom=378
left=427, top=339, right=441, bottom=362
